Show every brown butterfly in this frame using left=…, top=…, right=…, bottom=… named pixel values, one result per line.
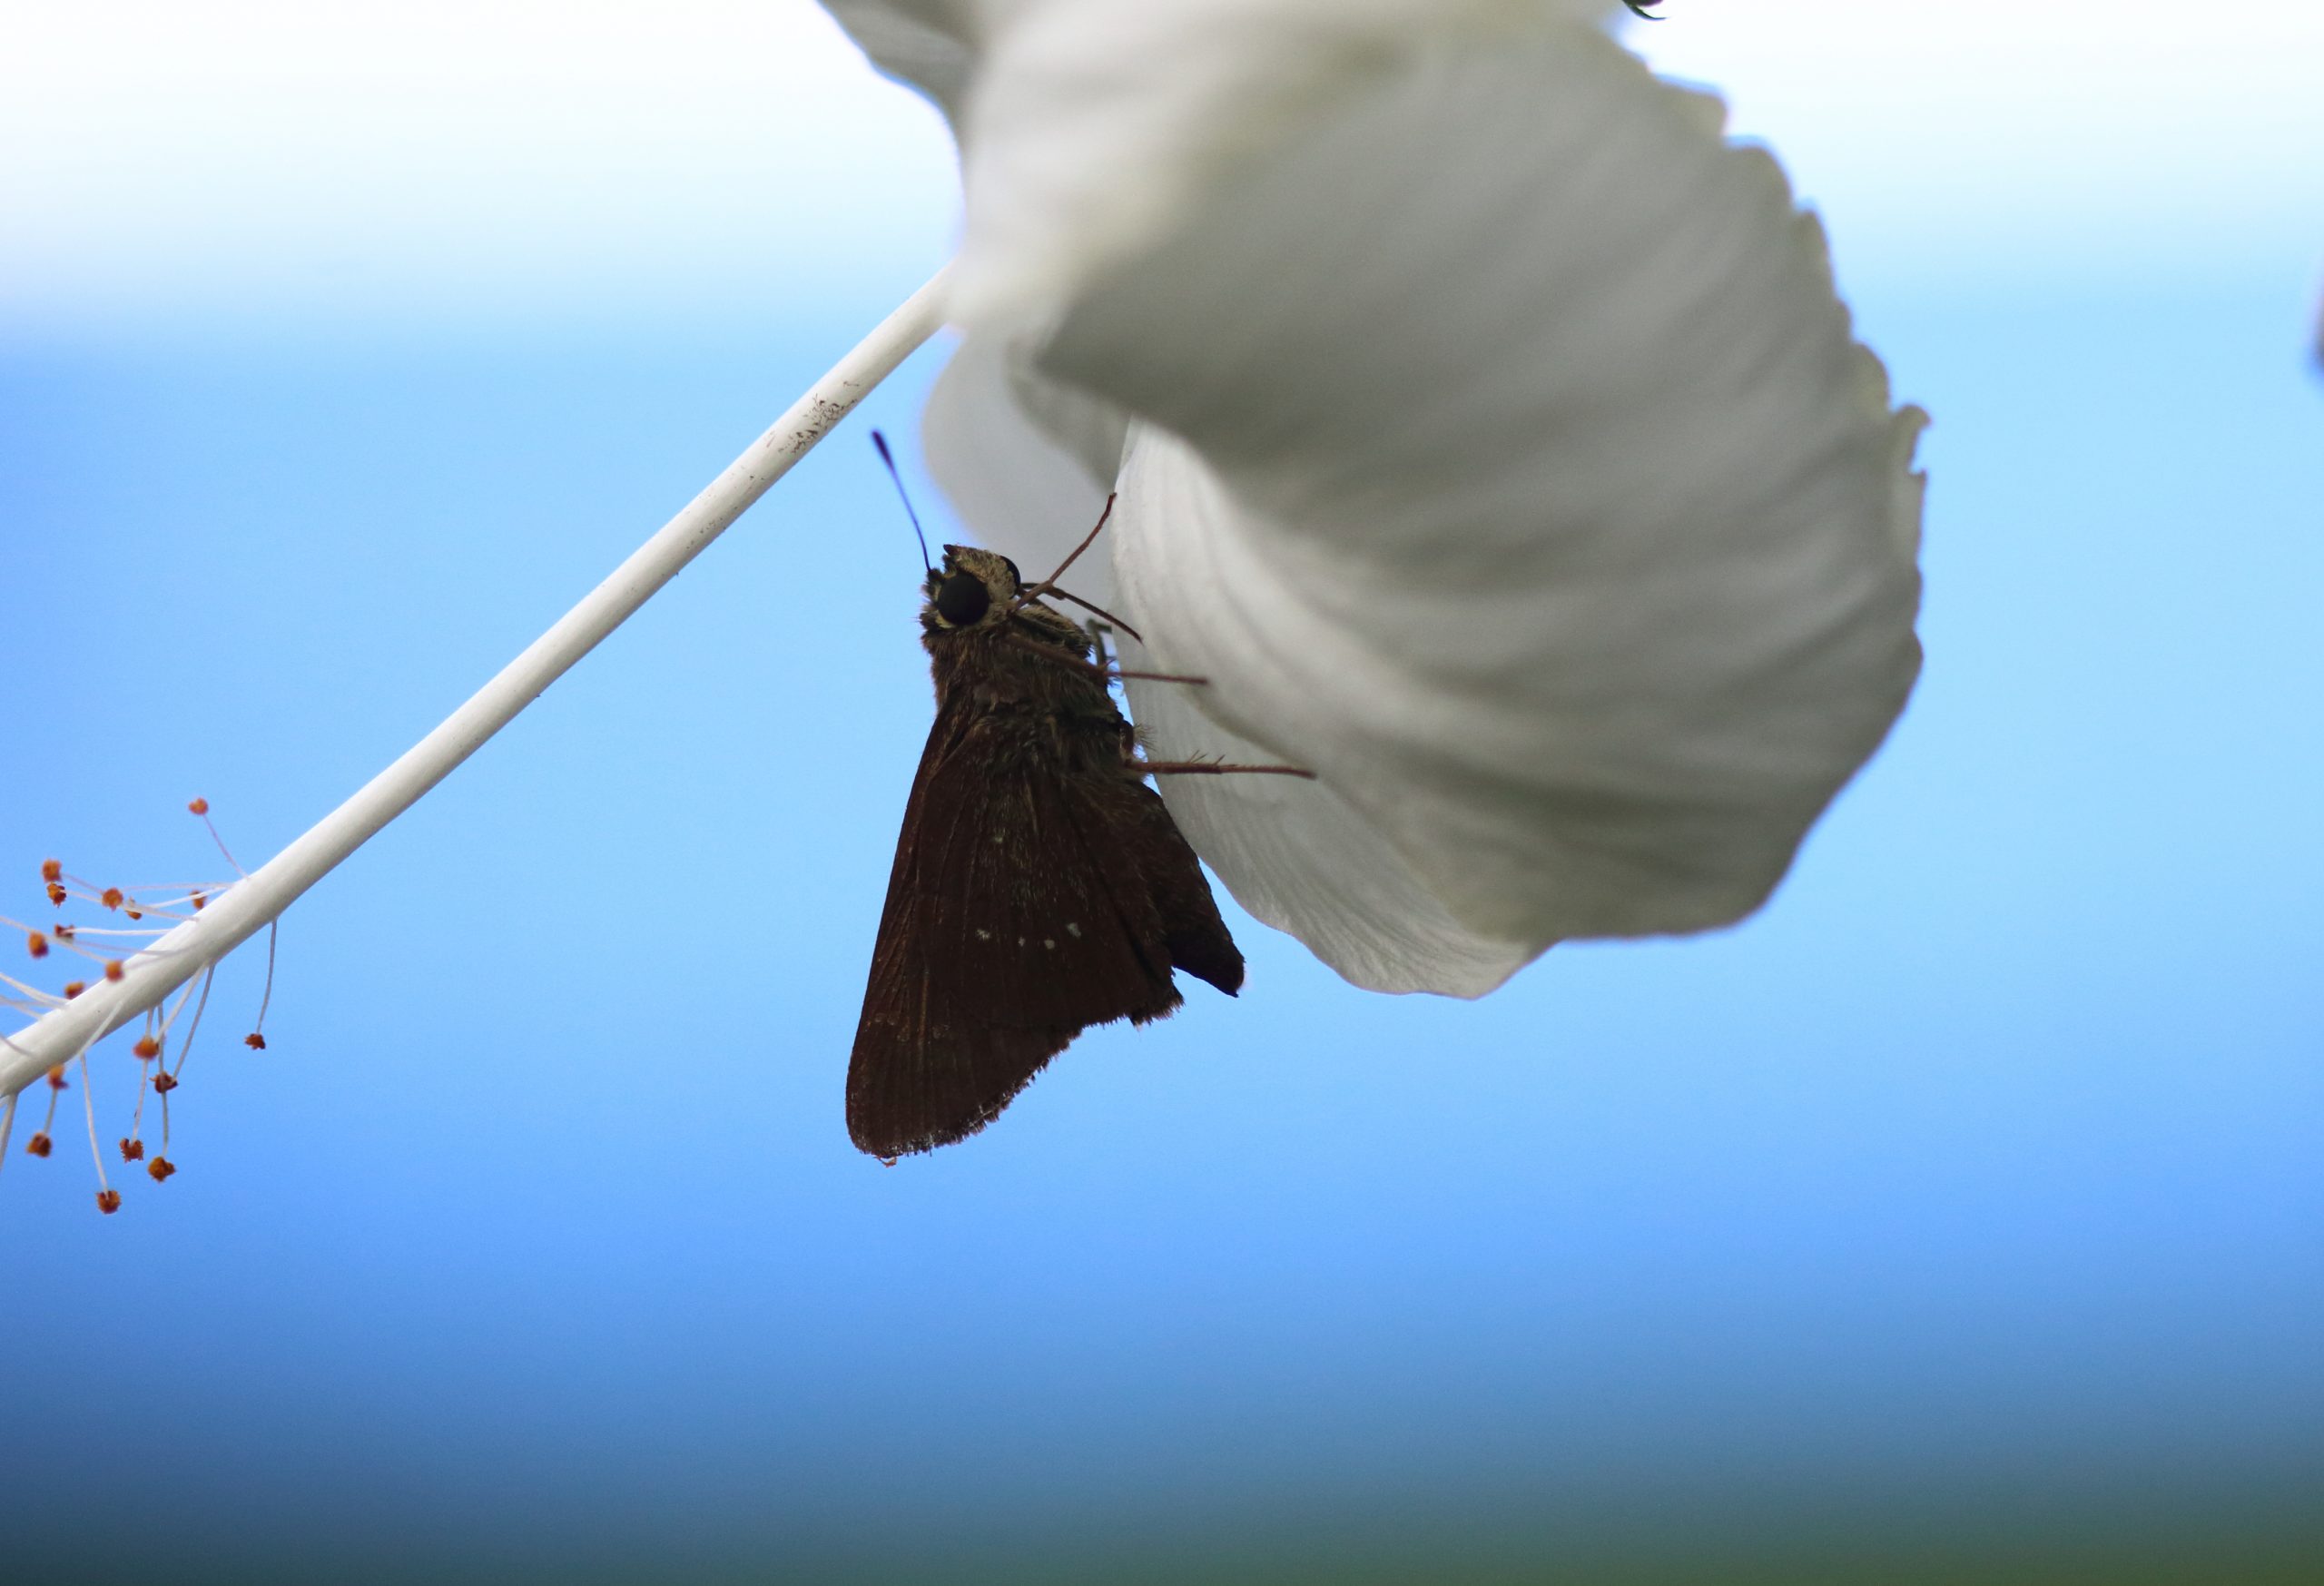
left=846, top=530, right=1265, bottom=1157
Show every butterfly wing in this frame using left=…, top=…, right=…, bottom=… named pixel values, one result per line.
left=848, top=697, right=1233, bottom=1157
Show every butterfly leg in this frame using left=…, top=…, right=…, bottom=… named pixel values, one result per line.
left=1040, top=586, right=1144, bottom=642
left=1011, top=495, right=1117, bottom=615
left=1002, top=631, right=1207, bottom=686
left=1138, top=759, right=1316, bottom=780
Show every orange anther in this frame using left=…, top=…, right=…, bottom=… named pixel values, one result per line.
left=101, top=888, right=123, bottom=910
left=45, top=1066, right=66, bottom=1090
left=96, top=1189, right=123, bottom=1215
left=191, top=892, right=207, bottom=911
left=54, top=924, right=75, bottom=941
left=26, top=1132, right=52, bottom=1157
left=104, top=960, right=126, bottom=982
left=120, top=1138, right=146, bottom=1163
left=40, top=859, right=62, bottom=884
left=26, top=931, right=48, bottom=959
left=188, top=798, right=210, bottom=816
left=125, top=910, right=143, bottom=921
left=45, top=882, right=66, bottom=906
left=148, top=1157, right=177, bottom=1183
left=152, top=1072, right=179, bottom=1095
left=63, top=980, right=85, bottom=999
left=244, top=1033, right=268, bottom=1050
left=132, top=1036, right=162, bottom=1060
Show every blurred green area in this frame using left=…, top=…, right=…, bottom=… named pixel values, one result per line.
left=18, top=1482, right=2320, bottom=1585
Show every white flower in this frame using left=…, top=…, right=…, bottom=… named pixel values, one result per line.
left=823, top=0, right=1927, bottom=995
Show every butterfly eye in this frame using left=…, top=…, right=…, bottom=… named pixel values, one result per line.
left=934, top=572, right=991, bottom=627
left=1000, top=557, right=1023, bottom=593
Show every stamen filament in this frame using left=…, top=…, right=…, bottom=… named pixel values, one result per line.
left=195, top=806, right=247, bottom=878
left=0, top=972, right=66, bottom=1012
left=247, top=921, right=279, bottom=1044
left=81, top=1051, right=108, bottom=1199
left=131, top=973, right=209, bottom=1144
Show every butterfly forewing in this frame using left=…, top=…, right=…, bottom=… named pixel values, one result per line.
left=846, top=700, right=1224, bottom=1155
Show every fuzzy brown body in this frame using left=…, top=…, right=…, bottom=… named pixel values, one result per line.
left=848, top=546, right=1243, bottom=1157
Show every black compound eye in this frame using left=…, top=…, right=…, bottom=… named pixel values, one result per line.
left=1000, top=557, right=1023, bottom=593
left=934, top=571, right=991, bottom=627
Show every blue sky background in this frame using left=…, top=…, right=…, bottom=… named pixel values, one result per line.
left=4, top=5, right=2319, bottom=1581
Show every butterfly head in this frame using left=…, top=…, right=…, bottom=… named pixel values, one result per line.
left=923, top=545, right=1024, bottom=632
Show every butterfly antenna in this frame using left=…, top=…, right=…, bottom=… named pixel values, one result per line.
left=871, top=429, right=933, bottom=575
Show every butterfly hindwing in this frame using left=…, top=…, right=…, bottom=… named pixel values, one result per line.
left=1064, top=754, right=1245, bottom=1000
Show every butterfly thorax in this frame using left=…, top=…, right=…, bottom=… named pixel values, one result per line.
left=918, top=543, right=1130, bottom=776
left=924, top=611, right=1130, bottom=776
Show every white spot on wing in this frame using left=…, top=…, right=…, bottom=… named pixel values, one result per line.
left=1043, top=939, right=1055, bottom=951
left=1065, top=922, right=1082, bottom=939
left=975, top=929, right=991, bottom=941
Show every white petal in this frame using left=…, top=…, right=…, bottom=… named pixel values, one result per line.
left=1115, top=434, right=1534, bottom=997
left=950, top=0, right=1626, bottom=321
left=1057, top=27, right=1923, bottom=964
left=826, top=2, right=1925, bottom=991
left=921, top=333, right=1127, bottom=606
left=816, top=0, right=981, bottom=129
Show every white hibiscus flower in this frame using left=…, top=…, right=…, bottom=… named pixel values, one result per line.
left=824, top=0, right=1928, bottom=994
